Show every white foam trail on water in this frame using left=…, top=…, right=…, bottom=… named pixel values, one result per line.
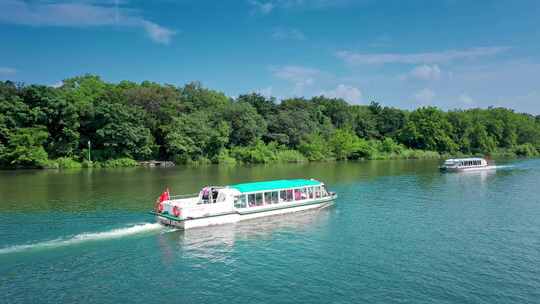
left=0, top=223, right=162, bottom=255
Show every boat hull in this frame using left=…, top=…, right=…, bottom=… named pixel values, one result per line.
left=440, top=165, right=497, bottom=173
left=153, top=195, right=336, bottom=230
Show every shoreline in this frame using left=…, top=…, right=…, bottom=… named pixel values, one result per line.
left=0, top=153, right=533, bottom=171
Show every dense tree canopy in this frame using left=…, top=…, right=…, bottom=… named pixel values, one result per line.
left=0, top=75, right=539, bottom=168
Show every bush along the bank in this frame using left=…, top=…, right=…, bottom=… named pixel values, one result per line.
left=44, top=157, right=83, bottom=169
left=100, top=158, right=139, bottom=168
left=1, top=75, right=539, bottom=169
left=40, top=157, right=140, bottom=169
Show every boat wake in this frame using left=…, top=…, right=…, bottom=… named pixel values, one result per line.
left=0, top=223, right=163, bottom=255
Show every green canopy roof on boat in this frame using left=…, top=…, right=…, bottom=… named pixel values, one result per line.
left=230, top=179, right=322, bottom=193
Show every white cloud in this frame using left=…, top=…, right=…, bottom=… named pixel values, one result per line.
left=50, top=81, right=64, bottom=88
left=459, top=93, right=474, bottom=105
left=249, top=0, right=350, bottom=14
left=271, top=65, right=323, bottom=94
left=407, top=64, right=442, bottom=81
left=321, top=84, right=362, bottom=104
left=0, top=67, right=17, bottom=76
left=0, top=0, right=175, bottom=44
left=271, top=28, right=306, bottom=40
left=336, top=47, right=509, bottom=65
left=140, top=20, right=175, bottom=44
left=414, top=88, right=435, bottom=104
left=249, top=1, right=275, bottom=14
left=256, top=86, right=273, bottom=98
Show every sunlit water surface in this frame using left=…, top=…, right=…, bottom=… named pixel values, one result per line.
left=1, top=159, right=540, bottom=303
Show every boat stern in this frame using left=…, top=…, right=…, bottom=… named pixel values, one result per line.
left=150, top=210, right=186, bottom=228
left=152, top=195, right=198, bottom=227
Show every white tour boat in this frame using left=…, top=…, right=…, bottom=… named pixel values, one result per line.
left=150, top=179, right=337, bottom=229
left=439, top=157, right=496, bottom=172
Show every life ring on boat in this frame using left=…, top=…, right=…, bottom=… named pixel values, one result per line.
left=157, top=203, right=164, bottom=213
left=172, top=206, right=181, bottom=217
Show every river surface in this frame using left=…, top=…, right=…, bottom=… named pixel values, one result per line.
left=1, top=159, right=540, bottom=303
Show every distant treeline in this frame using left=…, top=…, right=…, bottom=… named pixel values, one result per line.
left=1, top=75, right=539, bottom=169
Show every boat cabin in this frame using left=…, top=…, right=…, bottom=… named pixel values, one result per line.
left=443, top=158, right=487, bottom=168
left=230, top=179, right=330, bottom=210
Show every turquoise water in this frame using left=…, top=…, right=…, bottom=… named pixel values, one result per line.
left=1, top=159, right=540, bottom=303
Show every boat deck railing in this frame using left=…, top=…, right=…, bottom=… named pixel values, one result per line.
left=170, top=193, right=199, bottom=200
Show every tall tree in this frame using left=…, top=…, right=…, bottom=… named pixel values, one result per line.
left=400, top=107, right=457, bottom=152
left=236, top=93, right=277, bottom=118
left=223, top=102, right=266, bottom=146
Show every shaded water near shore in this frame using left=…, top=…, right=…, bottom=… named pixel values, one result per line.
left=1, top=159, right=540, bottom=303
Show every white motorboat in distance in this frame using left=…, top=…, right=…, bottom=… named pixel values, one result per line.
left=150, top=179, right=337, bottom=229
left=439, top=157, right=496, bottom=172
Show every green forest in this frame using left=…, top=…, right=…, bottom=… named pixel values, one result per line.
left=1, top=75, right=539, bottom=169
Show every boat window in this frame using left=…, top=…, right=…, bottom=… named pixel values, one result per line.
left=286, top=190, right=293, bottom=202
left=308, top=187, right=314, bottom=199
left=314, top=186, right=321, bottom=198
left=294, top=189, right=302, bottom=201
left=279, top=190, right=286, bottom=203
left=248, top=194, right=256, bottom=207
left=234, top=195, right=247, bottom=208
left=255, top=193, right=263, bottom=206
left=271, top=191, right=279, bottom=204
left=322, top=185, right=329, bottom=197
left=300, top=188, right=308, bottom=200
left=264, top=192, right=272, bottom=205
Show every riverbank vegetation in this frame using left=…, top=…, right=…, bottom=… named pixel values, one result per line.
left=1, top=75, right=539, bottom=169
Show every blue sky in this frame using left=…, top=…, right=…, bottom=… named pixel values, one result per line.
left=1, top=0, right=539, bottom=113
